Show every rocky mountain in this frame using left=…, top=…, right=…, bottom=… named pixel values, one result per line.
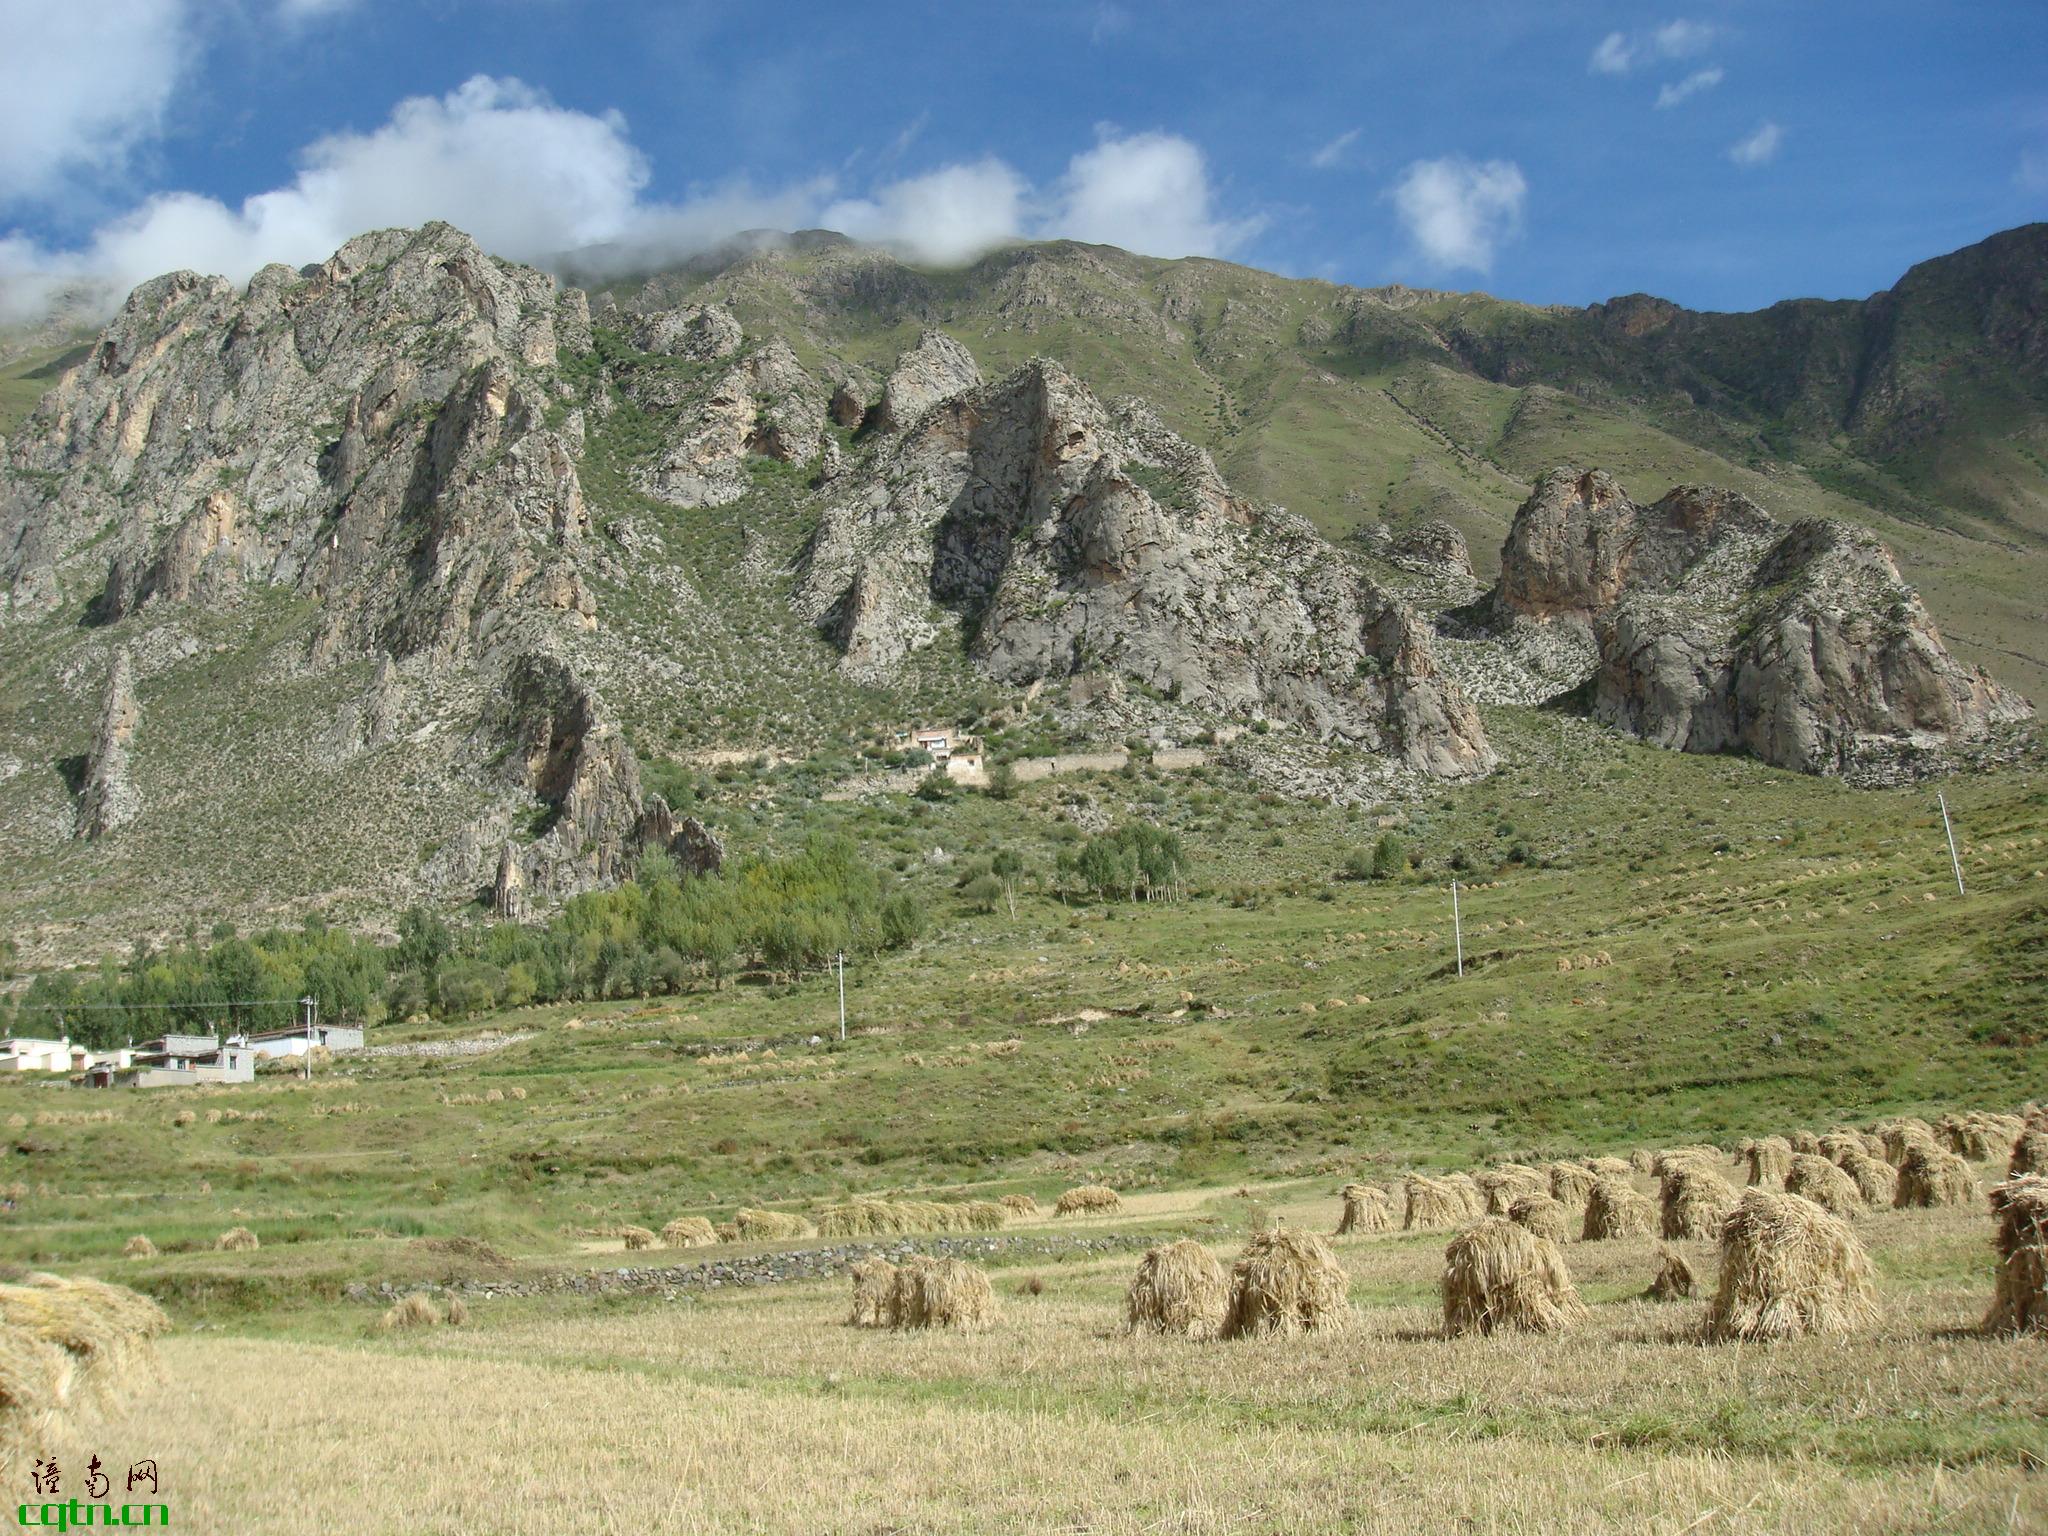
left=1470, top=469, right=2029, bottom=780
left=0, top=221, right=2036, bottom=956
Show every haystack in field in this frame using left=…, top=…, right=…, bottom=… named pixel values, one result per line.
left=1628, top=1149, right=1656, bottom=1175
left=1788, top=1130, right=1822, bottom=1156
left=661, top=1216, right=717, bottom=1248
left=1741, top=1137, right=1792, bottom=1188
left=1661, top=1163, right=1738, bottom=1241
left=1546, top=1162, right=1596, bottom=1216
left=122, top=1236, right=156, bottom=1260
left=1652, top=1146, right=1725, bottom=1179
left=1941, top=1112, right=2025, bottom=1162
left=1786, top=1154, right=1864, bottom=1217
left=1818, top=1129, right=1866, bottom=1165
left=1404, top=1176, right=1467, bottom=1231
left=1583, top=1177, right=1656, bottom=1241
left=1221, top=1228, right=1349, bottom=1338
left=1126, top=1239, right=1229, bottom=1340
left=2010, top=1131, right=2048, bottom=1179
left=1584, top=1156, right=1633, bottom=1181
left=999, top=1193, right=1042, bottom=1217
left=0, top=1275, right=167, bottom=1457
left=1442, top=1172, right=1486, bottom=1217
left=813, top=1198, right=1009, bottom=1237
left=1442, top=1217, right=1585, bottom=1336
left=378, top=1292, right=441, bottom=1331
left=618, top=1225, right=656, bottom=1251
left=1506, top=1192, right=1570, bottom=1244
left=1335, top=1183, right=1393, bottom=1235
left=1474, top=1165, right=1548, bottom=1216
left=1646, top=1245, right=1695, bottom=1300
left=1984, top=1175, right=2048, bottom=1336
left=847, top=1257, right=899, bottom=1328
left=1838, top=1150, right=1899, bottom=1208
left=1895, top=1144, right=1978, bottom=1208
left=216, top=1226, right=259, bottom=1252
left=1706, top=1190, right=1877, bottom=1340
left=1054, top=1184, right=1122, bottom=1217
left=728, top=1208, right=817, bottom=1241
left=1879, top=1117, right=1939, bottom=1166
left=888, top=1257, right=996, bottom=1330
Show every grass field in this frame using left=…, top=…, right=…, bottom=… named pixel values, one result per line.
left=25, top=1153, right=2047, bottom=1533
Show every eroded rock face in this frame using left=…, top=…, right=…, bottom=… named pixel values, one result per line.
left=874, top=329, right=982, bottom=433
left=799, top=359, right=1494, bottom=777
left=2, top=222, right=590, bottom=665
left=1487, top=467, right=2031, bottom=777
left=74, top=648, right=140, bottom=839
left=633, top=338, right=825, bottom=507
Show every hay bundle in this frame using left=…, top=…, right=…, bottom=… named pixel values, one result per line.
left=1126, top=1239, right=1229, bottom=1340
left=727, top=1207, right=817, bottom=1241
left=1984, top=1175, right=2048, bottom=1336
left=1474, top=1164, right=1548, bottom=1216
left=1787, top=1130, right=1823, bottom=1156
left=1838, top=1150, right=1899, bottom=1208
left=216, top=1226, right=259, bottom=1252
left=122, top=1235, right=156, bottom=1260
left=661, top=1216, right=717, bottom=1248
left=1817, top=1129, right=1865, bottom=1165
left=1545, top=1162, right=1596, bottom=1216
left=1706, top=1190, right=1878, bottom=1340
left=1741, top=1136, right=1793, bottom=1188
left=1627, top=1149, right=1656, bottom=1176
left=1403, top=1175, right=1467, bottom=1231
left=1646, top=1245, right=1695, bottom=1301
left=0, top=1327, right=71, bottom=1460
left=1582, top=1177, right=1656, bottom=1241
left=1335, top=1183, right=1393, bottom=1235
left=1584, top=1156, right=1633, bottom=1180
left=0, top=1275, right=166, bottom=1453
left=999, top=1193, right=1041, bottom=1217
left=1895, top=1144, right=1978, bottom=1208
left=618, top=1225, right=656, bottom=1251
left=888, top=1257, right=996, bottom=1330
left=445, top=1296, right=470, bottom=1326
left=1660, top=1163, right=1738, bottom=1241
left=847, top=1257, right=899, bottom=1328
left=1652, top=1146, right=1726, bottom=1179
left=1786, top=1154, right=1864, bottom=1217
left=1506, top=1192, right=1570, bottom=1244
left=1054, top=1184, right=1122, bottom=1216
left=1220, top=1228, right=1349, bottom=1338
left=1441, top=1217, right=1585, bottom=1336
left=2009, top=1130, right=2048, bottom=1179
left=813, top=1198, right=1009, bottom=1238
left=1879, top=1117, right=1939, bottom=1166
left=1441, top=1172, right=1486, bottom=1217
left=1939, top=1112, right=2023, bottom=1162
left=378, top=1292, right=442, bottom=1331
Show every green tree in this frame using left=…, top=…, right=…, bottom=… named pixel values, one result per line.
left=1370, top=833, right=1405, bottom=881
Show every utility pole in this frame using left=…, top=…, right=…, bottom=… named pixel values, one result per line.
left=836, top=952, right=847, bottom=1042
left=301, top=995, right=317, bottom=1081
left=1937, top=792, right=1966, bottom=897
left=1450, top=879, right=1464, bottom=978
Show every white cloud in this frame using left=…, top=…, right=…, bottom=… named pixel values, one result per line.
left=823, top=159, right=1026, bottom=263
left=1589, top=18, right=1715, bottom=77
left=1652, top=19, right=1715, bottom=59
left=1050, top=130, right=1262, bottom=258
left=1656, top=67, right=1725, bottom=108
left=1310, top=128, right=1362, bottom=170
left=1, top=89, right=1262, bottom=318
left=1389, top=156, right=1526, bottom=274
left=1729, top=120, right=1784, bottom=167
left=0, top=0, right=193, bottom=205
left=1589, top=31, right=1633, bottom=75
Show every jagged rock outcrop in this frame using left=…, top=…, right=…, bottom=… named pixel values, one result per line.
left=798, top=358, right=1493, bottom=777
left=874, top=329, right=982, bottom=432
left=1, top=221, right=591, bottom=665
left=633, top=302, right=743, bottom=362
left=74, top=649, right=140, bottom=838
left=1485, top=467, right=2031, bottom=777
left=634, top=337, right=825, bottom=507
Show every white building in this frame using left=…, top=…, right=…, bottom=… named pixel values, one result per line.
left=235, top=1024, right=366, bottom=1059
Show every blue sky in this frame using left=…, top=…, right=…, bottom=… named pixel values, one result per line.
left=2, top=0, right=2043, bottom=318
